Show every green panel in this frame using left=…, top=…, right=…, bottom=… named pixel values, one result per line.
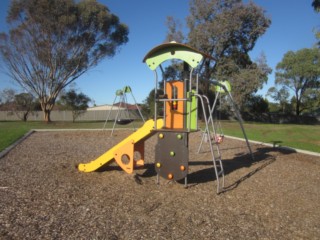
left=145, top=47, right=203, bottom=70
left=116, top=89, right=123, bottom=96
left=187, top=91, right=197, bottom=130
left=123, top=86, right=132, bottom=93
left=215, top=81, right=231, bottom=93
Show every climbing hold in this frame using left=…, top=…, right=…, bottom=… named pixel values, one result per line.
left=176, top=134, right=182, bottom=140
left=169, top=151, right=175, bottom=157
left=180, top=165, right=186, bottom=171
left=159, top=133, right=164, bottom=139
left=168, top=173, right=173, bottom=180
left=156, top=162, right=161, bottom=168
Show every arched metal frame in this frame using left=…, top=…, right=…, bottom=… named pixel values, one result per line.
left=143, top=42, right=214, bottom=131
left=103, top=86, right=145, bottom=136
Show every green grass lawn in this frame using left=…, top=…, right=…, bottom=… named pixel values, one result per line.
left=0, top=120, right=319, bottom=153
left=0, top=121, right=143, bottom=152
left=220, top=121, right=320, bottom=153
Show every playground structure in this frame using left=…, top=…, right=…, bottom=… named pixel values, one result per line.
left=78, top=42, right=253, bottom=193
left=103, top=86, right=145, bottom=136
left=198, top=80, right=253, bottom=159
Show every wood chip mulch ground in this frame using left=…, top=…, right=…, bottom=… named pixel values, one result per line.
left=0, top=130, right=319, bottom=239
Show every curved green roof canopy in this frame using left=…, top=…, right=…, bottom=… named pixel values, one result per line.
left=143, top=42, right=215, bottom=71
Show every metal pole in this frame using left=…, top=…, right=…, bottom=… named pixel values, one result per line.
left=195, top=93, right=223, bottom=193
left=103, top=95, right=117, bottom=130
left=130, top=91, right=145, bottom=123
left=111, top=95, right=123, bottom=136
left=154, top=70, right=158, bottom=130
left=227, top=91, right=254, bottom=161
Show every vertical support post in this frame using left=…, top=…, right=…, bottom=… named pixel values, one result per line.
left=111, top=95, right=123, bottom=136
left=153, top=70, right=158, bottom=130
left=187, top=68, right=194, bottom=132
left=160, top=64, right=167, bottom=129
left=227, top=91, right=254, bottom=161
left=103, top=94, right=117, bottom=130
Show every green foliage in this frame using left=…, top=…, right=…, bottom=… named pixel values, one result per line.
left=166, top=0, right=272, bottom=107
left=312, top=0, right=320, bottom=47
left=0, top=89, right=40, bottom=121
left=165, top=16, right=185, bottom=43
left=59, top=89, right=91, bottom=122
left=13, top=93, right=36, bottom=121
left=267, top=86, right=291, bottom=114
left=243, top=94, right=269, bottom=114
left=14, top=93, right=33, bottom=107
left=141, top=88, right=164, bottom=119
left=162, top=62, right=190, bottom=82
left=0, top=0, right=129, bottom=122
left=312, top=0, right=320, bottom=12
left=0, top=88, right=15, bottom=104
left=275, top=48, right=320, bottom=116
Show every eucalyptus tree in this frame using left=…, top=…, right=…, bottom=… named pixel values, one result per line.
left=14, top=93, right=36, bottom=122
left=59, top=89, right=91, bottom=122
left=0, top=0, right=128, bottom=122
left=267, top=86, right=290, bottom=113
left=166, top=0, right=271, bottom=107
left=313, top=0, right=320, bottom=12
left=312, top=0, right=320, bottom=47
left=275, top=48, right=320, bottom=116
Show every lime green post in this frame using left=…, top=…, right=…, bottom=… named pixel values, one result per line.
left=187, top=90, right=197, bottom=131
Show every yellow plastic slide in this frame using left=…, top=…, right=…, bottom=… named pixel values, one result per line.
left=78, top=119, right=163, bottom=172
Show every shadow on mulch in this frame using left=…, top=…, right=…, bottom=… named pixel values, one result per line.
left=93, top=145, right=297, bottom=192
left=187, top=146, right=297, bottom=192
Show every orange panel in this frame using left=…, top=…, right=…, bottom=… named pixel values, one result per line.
left=114, top=140, right=135, bottom=174
left=165, top=81, right=185, bottom=129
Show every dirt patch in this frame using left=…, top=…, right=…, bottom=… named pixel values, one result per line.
left=0, top=130, right=319, bottom=239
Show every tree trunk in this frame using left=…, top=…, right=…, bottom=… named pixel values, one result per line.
left=44, top=110, right=52, bottom=123
left=40, top=98, right=55, bottom=123
left=23, top=112, right=28, bottom=122
left=296, top=100, right=300, bottom=116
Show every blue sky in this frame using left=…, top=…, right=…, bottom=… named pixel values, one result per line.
left=0, top=0, right=318, bottom=106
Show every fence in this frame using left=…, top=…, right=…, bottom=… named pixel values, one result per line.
left=0, top=110, right=143, bottom=122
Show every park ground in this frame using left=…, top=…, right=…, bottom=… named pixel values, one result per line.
left=0, top=129, right=320, bottom=239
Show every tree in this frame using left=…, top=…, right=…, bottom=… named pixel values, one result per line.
left=313, top=0, right=320, bottom=11
left=312, top=0, right=320, bottom=47
left=0, top=88, right=16, bottom=105
left=141, top=88, right=164, bottom=119
left=0, top=0, right=129, bottom=122
left=266, top=86, right=290, bottom=113
left=166, top=0, right=271, bottom=107
left=244, top=94, right=269, bottom=114
left=0, top=89, right=39, bottom=121
left=59, top=89, right=91, bottom=122
left=13, top=93, right=36, bottom=121
left=275, top=48, right=320, bottom=116
left=0, top=88, right=16, bottom=112
left=165, top=16, right=185, bottom=43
